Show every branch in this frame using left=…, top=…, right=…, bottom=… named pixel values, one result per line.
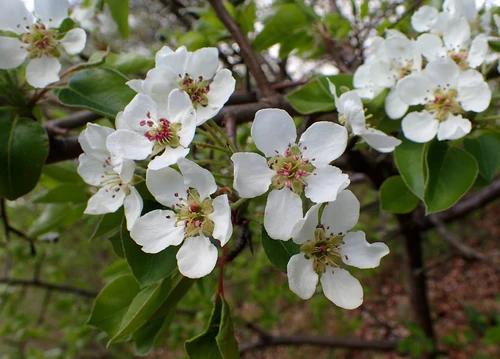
left=1, top=199, right=36, bottom=255
left=45, top=136, right=82, bottom=164
left=318, top=23, right=352, bottom=73
left=0, top=277, right=97, bottom=298
left=208, top=0, right=277, bottom=100
left=43, top=111, right=101, bottom=136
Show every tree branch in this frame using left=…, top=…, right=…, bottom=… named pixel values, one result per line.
left=208, top=0, right=277, bottom=100
left=1, top=199, right=36, bottom=255
left=43, top=111, right=101, bottom=136
left=0, top=277, right=97, bottom=298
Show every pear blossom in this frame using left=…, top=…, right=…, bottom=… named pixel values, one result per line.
left=287, top=190, right=389, bottom=309
left=351, top=63, right=384, bottom=100
left=416, top=18, right=488, bottom=70
left=77, top=124, right=142, bottom=231
left=231, top=109, right=349, bottom=241
left=130, top=158, right=232, bottom=278
left=328, top=81, right=401, bottom=153
left=127, top=46, right=236, bottom=125
left=106, top=89, right=196, bottom=170
left=396, top=58, right=491, bottom=142
left=411, top=0, right=477, bottom=34
left=0, top=0, right=87, bottom=88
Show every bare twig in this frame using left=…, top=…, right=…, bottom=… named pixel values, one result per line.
left=0, top=277, right=97, bottom=298
left=226, top=223, right=251, bottom=263
left=318, top=23, right=352, bottom=73
left=1, top=199, right=36, bottom=255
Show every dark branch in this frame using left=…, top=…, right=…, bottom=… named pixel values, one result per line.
left=45, top=137, right=82, bottom=164
left=1, top=199, right=36, bottom=255
left=0, top=277, right=97, bottom=298
left=43, top=111, right=101, bottom=136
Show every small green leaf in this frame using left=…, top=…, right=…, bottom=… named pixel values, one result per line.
left=57, top=68, right=136, bottom=118
left=216, top=298, right=239, bottom=359
left=133, top=311, right=175, bottom=356
left=488, top=39, right=500, bottom=52
left=105, top=53, right=154, bottom=75
left=261, top=228, right=300, bottom=272
left=121, top=227, right=179, bottom=287
left=34, top=183, right=88, bottom=203
left=236, top=1, right=256, bottom=34
left=394, top=138, right=428, bottom=199
left=87, top=274, right=140, bottom=337
left=27, top=203, right=76, bottom=238
left=106, top=0, right=129, bottom=39
left=153, top=276, right=195, bottom=319
left=0, top=111, right=49, bottom=200
left=90, top=208, right=124, bottom=241
left=424, top=141, right=478, bottom=214
left=108, top=276, right=175, bottom=345
left=380, top=176, right=419, bottom=214
left=464, top=136, right=500, bottom=181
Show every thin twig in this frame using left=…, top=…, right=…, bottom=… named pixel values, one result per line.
left=0, top=277, right=97, bottom=298
left=1, top=199, right=36, bottom=255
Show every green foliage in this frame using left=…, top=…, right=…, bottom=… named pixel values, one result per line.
left=106, top=0, right=129, bottom=38
left=0, top=110, right=49, bottom=200
left=57, top=68, right=136, bottom=117
left=394, top=138, right=428, bottom=200
left=261, top=227, right=300, bottom=272
left=464, top=135, right=500, bottom=181
left=380, top=176, right=419, bottom=214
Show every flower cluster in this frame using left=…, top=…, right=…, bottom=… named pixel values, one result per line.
left=0, top=0, right=87, bottom=88
left=353, top=0, right=492, bottom=143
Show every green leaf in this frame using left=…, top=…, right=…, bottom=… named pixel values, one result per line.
left=106, top=0, right=129, bottom=39
left=0, top=111, right=49, bottom=200
left=34, top=183, right=88, bottom=203
left=57, top=68, right=135, bottom=118
left=394, top=138, right=428, bottom=199
left=108, top=276, right=175, bottom=345
left=41, top=161, right=83, bottom=184
left=424, top=141, right=478, bottom=214
left=152, top=276, right=195, bottom=319
left=105, top=53, right=154, bottom=75
left=488, top=39, right=500, bottom=52
left=185, top=297, right=238, bottom=359
left=27, top=203, right=74, bottom=237
left=87, top=274, right=140, bottom=337
left=253, top=4, right=310, bottom=51
left=133, top=310, right=175, bottom=356
left=261, top=228, right=300, bottom=272
left=236, top=1, right=256, bottom=34
left=380, top=176, right=419, bottom=214
left=464, top=136, right=500, bottom=181
left=121, top=226, right=179, bottom=287
left=90, top=208, right=124, bottom=241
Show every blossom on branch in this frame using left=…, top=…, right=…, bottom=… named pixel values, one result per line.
left=0, top=0, right=87, bottom=88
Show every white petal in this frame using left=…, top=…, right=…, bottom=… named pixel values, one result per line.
left=0, top=37, right=27, bottom=69
left=116, top=159, right=135, bottom=184
left=401, top=111, right=439, bottom=143
left=457, top=70, right=491, bottom=112
left=206, top=69, right=236, bottom=109
left=167, top=89, right=194, bottom=121
left=78, top=123, right=113, bottom=159
left=370, top=61, right=395, bottom=88
left=437, top=114, right=471, bottom=141
left=207, top=195, right=232, bottom=246
left=142, top=68, right=179, bottom=113
left=342, top=99, right=366, bottom=134
left=416, top=34, right=446, bottom=62
left=194, top=105, right=221, bottom=126
left=360, top=128, right=402, bottom=153
left=0, top=0, right=34, bottom=34
left=353, top=64, right=372, bottom=89
left=300, top=122, right=348, bottom=166
left=411, top=5, right=438, bottom=32
left=146, top=167, right=187, bottom=207
left=291, top=203, right=321, bottom=245
left=148, top=146, right=190, bottom=170
left=467, top=34, right=488, bottom=68
left=320, top=268, right=363, bottom=310
left=60, top=28, right=86, bottom=55
left=123, top=93, right=157, bottom=133
left=251, top=109, right=297, bottom=157
left=26, top=56, right=61, bottom=88
left=384, top=87, right=408, bottom=120
left=85, top=186, right=125, bottom=215
left=231, top=152, right=273, bottom=198
left=177, top=158, right=216, bottom=200
left=155, top=46, right=173, bottom=66
left=385, top=36, right=415, bottom=68
left=106, top=129, right=153, bottom=160
left=155, top=45, right=189, bottom=76
left=264, top=189, right=303, bottom=241
left=124, top=186, right=143, bottom=231
left=186, top=47, right=219, bottom=80
left=443, top=17, right=471, bottom=52
left=131, top=210, right=184, bottom=253
left=287, top=254, right=318, bottom=299
left=340, top=231, right=389, bottom=269
left=304, top=166, right=350, bottom=203
left=115, top=111, right=132, bottom=131
left=77, top=154, right=106, bottom=186
left=425, top=58, right=459, bottom=88
left=320, top=190, right=360, bottom=235
left=126, top=79, right=144, bottom=94
left=176, top=236, right=218, bottom=278
left=35, top=0, right=69, bottom=28
left=396, top=74, right=432, bottom=105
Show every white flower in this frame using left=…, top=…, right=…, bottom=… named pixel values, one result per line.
left=352, top=63, right=385, bottom=100
left=0, top=0, right=86, bottom=88
left=127, top=46, right=236, bottom=125
left=287, top=190, right=389, bottom=309
left=231, top=109, right=349, bottom=241
left=416, top=18, right=488, bottom=69
left=411, top=1, right=477, bottom=34
left=130, top=158, right=232, bottom=279
left=106, top=89, right=196, bottom=170
left=329, top=81, right=401, bottom=153
left=442, top=0, right=477, bottom=22
left=77, top=123, right=142, bottom=231
left=397, top=58, right=491, bottom=142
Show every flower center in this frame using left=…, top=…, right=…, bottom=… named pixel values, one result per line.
left=178, top=73, right=210, bottom=109
left=300, top=228, right=344, bottom=275
left=140, top=111, right=181, bottom=148
left=426, top=88, right=461, bottom=121
left=449, top=50, right=469, bottom=70
left=173, top=189, right=215, bottom=239
left=99, top=157, right=130, bottom=198
left=268, top=145, right=314, bottom=195
left=21, top=23, right=59, bottom=58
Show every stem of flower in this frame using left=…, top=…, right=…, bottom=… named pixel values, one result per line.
left=202, top=122, right=227, bottom=149
left=230, top=197, right=248, bottom=210
left=212, top=173, right=234, bottom=179
left=207, top=119, right=238, bottom=153
left=192, top=141, right=233, bottom=155
left=193, top=159, right=230, bottom=168
left=216, top=244, right=228, bottom=298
